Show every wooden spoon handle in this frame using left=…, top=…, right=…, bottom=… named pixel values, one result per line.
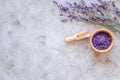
left=65, top=37, right=75, bottom=43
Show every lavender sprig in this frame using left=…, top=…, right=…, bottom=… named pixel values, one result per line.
left=53, top=0, right=120, bottom=33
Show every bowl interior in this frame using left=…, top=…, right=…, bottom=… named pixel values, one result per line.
left=90, top=29, right=114, bottom=53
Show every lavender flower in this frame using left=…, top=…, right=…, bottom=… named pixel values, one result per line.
left=53, top=0, right=120, bottom=33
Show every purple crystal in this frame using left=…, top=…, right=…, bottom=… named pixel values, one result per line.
left=92, top=32, right=111, bottom=50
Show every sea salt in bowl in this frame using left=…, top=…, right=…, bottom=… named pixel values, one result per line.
left=90, top=29, right=114, bottom=53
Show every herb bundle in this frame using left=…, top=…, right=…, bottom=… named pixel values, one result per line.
left=53, top=0, right=120, bottom=35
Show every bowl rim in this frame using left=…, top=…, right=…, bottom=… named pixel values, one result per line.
left=90, top=29, right=114, bottom=53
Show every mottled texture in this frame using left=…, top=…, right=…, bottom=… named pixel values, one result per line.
left=92, top=32, right=111, bottom=50
left=0, top=0, right=120, bottom=80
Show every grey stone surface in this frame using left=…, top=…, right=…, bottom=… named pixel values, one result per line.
left=0, top=0, right=120, bottom=80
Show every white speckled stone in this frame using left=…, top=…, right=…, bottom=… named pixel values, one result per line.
left=0, top=0, right=120, bottom=80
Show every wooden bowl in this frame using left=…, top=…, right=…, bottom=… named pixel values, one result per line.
left=90, top=29, right=114, bottom=53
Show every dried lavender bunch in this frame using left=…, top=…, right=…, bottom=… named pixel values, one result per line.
left=53, top=0, right=120, bottom=33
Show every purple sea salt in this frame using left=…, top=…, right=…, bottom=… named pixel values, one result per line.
left=92, top=32, right=111, bottom=50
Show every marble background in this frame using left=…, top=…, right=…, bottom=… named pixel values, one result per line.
left=0, top=0, right=120, bottom=80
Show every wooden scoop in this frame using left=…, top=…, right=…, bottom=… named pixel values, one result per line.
left=65, top=31, right=90, bottom=43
